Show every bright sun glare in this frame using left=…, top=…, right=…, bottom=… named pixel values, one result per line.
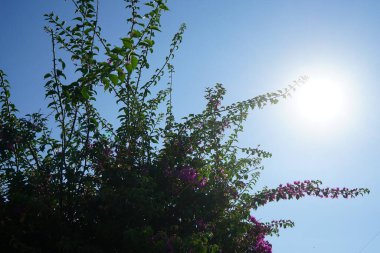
left=294, top=77, right=346, bottom=126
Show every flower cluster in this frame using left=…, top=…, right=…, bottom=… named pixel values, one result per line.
left=254, top=235, right=272, bottom=253
left=178, top=166, right=197, bottom=183
left=178, top=166, right=208, bottom=188
left=251, top=180, right=370, bottom=209
left=249, top=216, right=272, bottom=253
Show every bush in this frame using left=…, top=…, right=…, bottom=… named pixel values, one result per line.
left=0, top=1, right=369, bottom=252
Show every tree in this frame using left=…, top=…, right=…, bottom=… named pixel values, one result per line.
left=0, top=1, right=369, bottom=252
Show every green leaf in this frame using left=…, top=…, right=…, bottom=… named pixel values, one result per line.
left=109, top=74, right=119, bottom=85
left=131, top=56, right=138, bottom=70
left=160, top=4, right=169, bottom=11
left=81, top=86, right=90, bottom=99
left=58, top=59, right=66, bottom=70
left=131, top=30, right=142, bottom=38
left=102, top=78, right=110, bottom=90
left=142, top=39, right=154, bottom=47
left=151, top=25, right=161, bottom=32
left=90, top=117, right=99, bottom=128
left=73, top=17, right=82, bottom=22
left=126, top=64, right=133, bottom=73
left=122, top=38, right=133, bottom=49
left=117, top=69, right=126, bottom=83
left=56, top=69, right=66, bottom=79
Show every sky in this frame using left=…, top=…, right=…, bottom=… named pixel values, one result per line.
left=1, top=0, right=380, bottom=252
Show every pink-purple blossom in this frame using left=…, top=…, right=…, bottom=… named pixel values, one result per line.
left=251, top=180, right=369, bottom=209
left=178, top=166, right=208, bottom=188
left=178, top=166, right=198, bottom=183
left=249, top=216, right=272, bottom=253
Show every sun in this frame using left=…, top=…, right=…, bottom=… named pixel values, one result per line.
left=294, top=76, right=346, bottom=126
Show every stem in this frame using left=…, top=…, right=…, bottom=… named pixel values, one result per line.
left=51, top=30, right=66, bottom=217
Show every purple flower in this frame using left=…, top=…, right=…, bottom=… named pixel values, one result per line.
left=179, top=166, right=198, bottom=184
left=198, top=177, right=208, bottom=188
left=249, top=216, right=272, bottom=253
left=178, top=166, right=208, bottom=188
left=254, top=235, right=272, bottom=253
left=250, top=180, right=368, bottom=209
left=196, top=218, right=206, bottom=230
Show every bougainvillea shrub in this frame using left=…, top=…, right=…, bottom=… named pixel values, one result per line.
left=0, top=1, right=369, bottom=252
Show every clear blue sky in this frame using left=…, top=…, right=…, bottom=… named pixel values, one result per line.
left=1, top=1, right=380, bottom=252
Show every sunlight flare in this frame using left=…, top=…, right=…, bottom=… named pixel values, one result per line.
left=294, top=76, right=346, bottom=125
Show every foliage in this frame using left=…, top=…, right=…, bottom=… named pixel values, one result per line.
left=0, top=0, right=369, bottom=252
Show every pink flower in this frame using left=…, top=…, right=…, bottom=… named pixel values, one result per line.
left=250, top=180, right=369, bottom=209
left=199, top=177, right=208, bottom=188
left=178, top=166, right=197, bottom=183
